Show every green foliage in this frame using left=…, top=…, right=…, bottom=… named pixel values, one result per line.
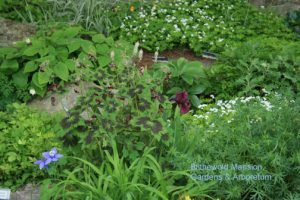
left=40, top=141, right=213, bottom=200
left=173, top=93, right=300, bottom=200
left=0, top=0, right=49, bottom=22
left=45, top=0, right=129, bottom=36
left=151, top=58, right=210, bottom=107
left=286, top=10, right=300, bottom=38
left=117, top=0, right=293, bottom=54
left=60, top=49, right=173, bottom=162
left=0, top=73, right=31, bottom=111
left=0, top=103, right=64, bottom=190
left=207, top=37, right=300, bottom=98
left=0, top=25, right=130, bottom=97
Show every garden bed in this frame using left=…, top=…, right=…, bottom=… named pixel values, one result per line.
left=0, top=1, right=300, bottom=200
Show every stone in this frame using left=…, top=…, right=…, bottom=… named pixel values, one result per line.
left=0, top=17, right=36, bottom=47
left=10, top=184, right=39, bottom=200
left=28, top=81, right=96, bottom=115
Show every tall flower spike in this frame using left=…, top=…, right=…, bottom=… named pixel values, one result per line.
left=138, top=49, right=143, bottom=61
left=154, top=51, right=159, bottom=63
left=133, top=42, right=140, bottom=56
left=110, top=51, right=115, bottom=62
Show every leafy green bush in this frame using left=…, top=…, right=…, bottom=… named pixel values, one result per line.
left=0, top=73, right=31, bottom=111
left=59, top=46, right=173, bottom=162
left=0, top=103, right=64, bottom=190
left=0, top=25, right=132, bottom=97
left=40, top=141, right=213, bottom=200
left=0, top=0, right=49, bottom=22
left=117, top=0, right=293, bottom=54
left=207, top=37, right=300, bottom=98
left=151, top=58, right=210, bottom=108
left=171, top=93, right=300, bottom=200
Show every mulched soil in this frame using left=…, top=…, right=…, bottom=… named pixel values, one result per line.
left=134, top=48, right=215, bottom=69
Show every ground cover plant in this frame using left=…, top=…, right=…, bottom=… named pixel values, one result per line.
left=208, top=37, right=300, bottom=98
left=0, top=104, right=64, bottom=190
left=118, top=0, right=293, bottom=54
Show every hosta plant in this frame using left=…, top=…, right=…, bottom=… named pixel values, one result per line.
left=0, top=25, right=133, bottom=97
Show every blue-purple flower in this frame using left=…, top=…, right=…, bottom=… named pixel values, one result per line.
left=43, top=148, right=63, bottom=164
left=34, top=159, right=48, bottom=169
left=34, top=147, right=63, bottom=170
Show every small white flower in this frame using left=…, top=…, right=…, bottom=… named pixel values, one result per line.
left=110, top=51, right=115, bottom=62
left=25, top=38, right=31, bottom=44
left=29, top=88, right=36, bottom=95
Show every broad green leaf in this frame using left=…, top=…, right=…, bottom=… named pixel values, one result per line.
left=96, top=44, right=110, bottom=55
left=65, top=59, right=76, bottom=72
left=23, top=46, right=39, bottom=56
left=36, top=55, right=56, bottom=64
left=32, top=73, right=46, bottom=89
left=68, top=39, right=82, bottom=53
left=12, top=70, right=29, bottom=88
left=105, top=36, right=114, bottom=46
left=39, top=48, right=49, bottom=57
left=31, top=38, right=46, bottom=48
left=167, top=87, right=182, bottom=95
left=92, top=34, right=106, bottom=43
left=65, top=27, right=81, bottom=38
left=0, top=59, right=19, bottom=74
left=98, top=55, right=111, bottom=67
left=189, top=85, right=206, bottom=94
left=182, top=61, right=206, bottom=78
left=182, top=75, right=193, bottom=85
left=53, top=62, right=69, bottom=81
left=190, top=95, right=201, bottom=107
left=38, top=68, right=52, bottom=85
left=0, top=47, right=17, bottom=58
left=81, top=40, right=96, bottom=56
left=177, top=57, right=187, bottom=69
left=56, top=47, right=69, bottom=59
left=24, top=61, right=38, bottom=73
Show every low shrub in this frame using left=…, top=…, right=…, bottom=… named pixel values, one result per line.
left=117, top=0, right=293, bottom=54
left=0, top=103, right=64, bottom=190
left=207, top=37, right=300, bottom=98
left=0, top=25, right=133, bottom=97
left=171, top=93, right=300, bottom=199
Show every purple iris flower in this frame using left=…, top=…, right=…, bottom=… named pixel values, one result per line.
left=43, top=148, right=63, bottom=165
left=34, top=159, right=48, bottom=169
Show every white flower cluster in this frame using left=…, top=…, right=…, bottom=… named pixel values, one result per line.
left=193, top=95, right=274, bottom=125
left=120, top=0, right=245, bottom=52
